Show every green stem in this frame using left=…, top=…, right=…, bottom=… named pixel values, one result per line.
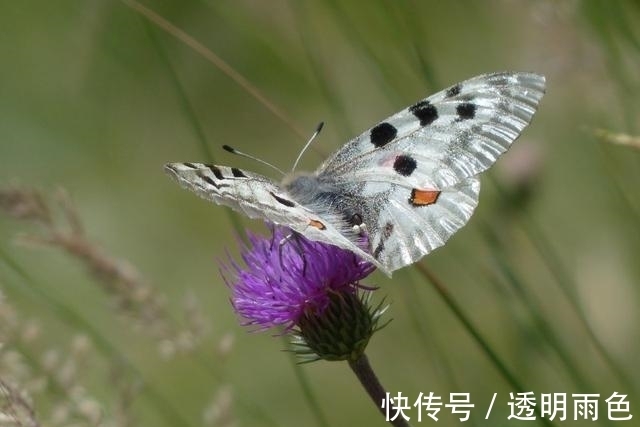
left=143, top=20, right=246, bottom=240
left=122, top=0, right=305, bottom=139
left=414, top=264, right=557, bottom=427
left=283, top=336, right=330, bottom=427
left=348, top=353, right=411, bottom=427
left=489, top=176, right=635, bottom=395
left=481, top=223, right=592, bottom=391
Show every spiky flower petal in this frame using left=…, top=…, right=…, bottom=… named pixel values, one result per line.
left=225, top=226, right=387, bottom=361
left=227, top=227, right=374, bottom=329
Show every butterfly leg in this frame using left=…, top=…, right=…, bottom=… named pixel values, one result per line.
left=269, top=229, right=279, bottom=252
left=278, top=231, right=308, bottom=276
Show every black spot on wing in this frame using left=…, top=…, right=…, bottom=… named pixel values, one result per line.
left=199, top=174, right=220, bottom=189
left=373, top=241, right=384, bottom=259
left=183, top=162, right=198, bottom=169
left=456, top=102, right=476, bottom=120
left=231, top=168, right=247, bottom=178
left=370, top=122, right=397, bottom=147
left=393, top=155, right=417, bottom=177
left=373, top=221, right=394, bottom=259
left=270, top=192, right=295, bottom=207
left=409, top=100, right=438, bottom=126
left=383, top=222, right=394, bottom=238
left=446, top=84, right=461, bottom=98
left=203, top=164, right=224, bottom=180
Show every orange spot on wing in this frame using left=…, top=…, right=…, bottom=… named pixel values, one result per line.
left=410, top=189, right=441, bottom=206
left=309, top=219, right=326, bottom=230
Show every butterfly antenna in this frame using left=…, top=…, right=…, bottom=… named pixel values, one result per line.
left=222, top=145, right=285, bottom=176
left=291, top=121, right=324, bottom=174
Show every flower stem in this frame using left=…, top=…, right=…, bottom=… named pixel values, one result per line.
left=348, top=353, right=411, bottom=427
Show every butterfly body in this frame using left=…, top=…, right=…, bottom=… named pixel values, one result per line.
left=283, top=173, right=367, bottom=233
left=166, top=72, right=545, bottom=276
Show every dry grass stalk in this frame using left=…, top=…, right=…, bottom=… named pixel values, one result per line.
left=0, top=185, right=208, bottom=357
left=0, top=378, right=40, bottom=427
left=593, top=128, right=640, bottom=149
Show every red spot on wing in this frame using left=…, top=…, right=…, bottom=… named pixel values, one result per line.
left=309, top=219, right=326, bottom=230
left=410, top=189, right=441, bottom=206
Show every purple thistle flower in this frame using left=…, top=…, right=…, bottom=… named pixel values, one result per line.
left=226, top=226, right=375, bottom=331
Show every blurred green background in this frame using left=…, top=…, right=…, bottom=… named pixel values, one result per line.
left=1, top=1, right=639, bottom=426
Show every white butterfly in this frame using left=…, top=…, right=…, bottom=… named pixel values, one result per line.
left=165, top=72, right=545, bottom=276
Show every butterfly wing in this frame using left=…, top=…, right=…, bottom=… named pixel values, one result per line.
left=314, top=72, right=544, bottom=272
left=356, top=177, right=480, bottom=273
left=319, top=72, right=545, bottom=189
left=166, top=72, right=544, bottom=275
left=164, top=162, right=382, bottom=268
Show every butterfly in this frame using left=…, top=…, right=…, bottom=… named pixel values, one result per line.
left=165, top=72, right=545, bottom=276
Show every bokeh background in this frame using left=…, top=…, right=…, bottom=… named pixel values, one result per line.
left=1, top=1, right=639, bottom=426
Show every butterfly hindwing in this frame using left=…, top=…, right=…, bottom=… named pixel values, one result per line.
left=365, top=177, right=480, bottom=272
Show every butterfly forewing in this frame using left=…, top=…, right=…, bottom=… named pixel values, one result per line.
left=164, top=162, right=383, bottom=270
left=165, top=163, right=296, bottom=222
left=318, top=72, right=545, bottom=189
